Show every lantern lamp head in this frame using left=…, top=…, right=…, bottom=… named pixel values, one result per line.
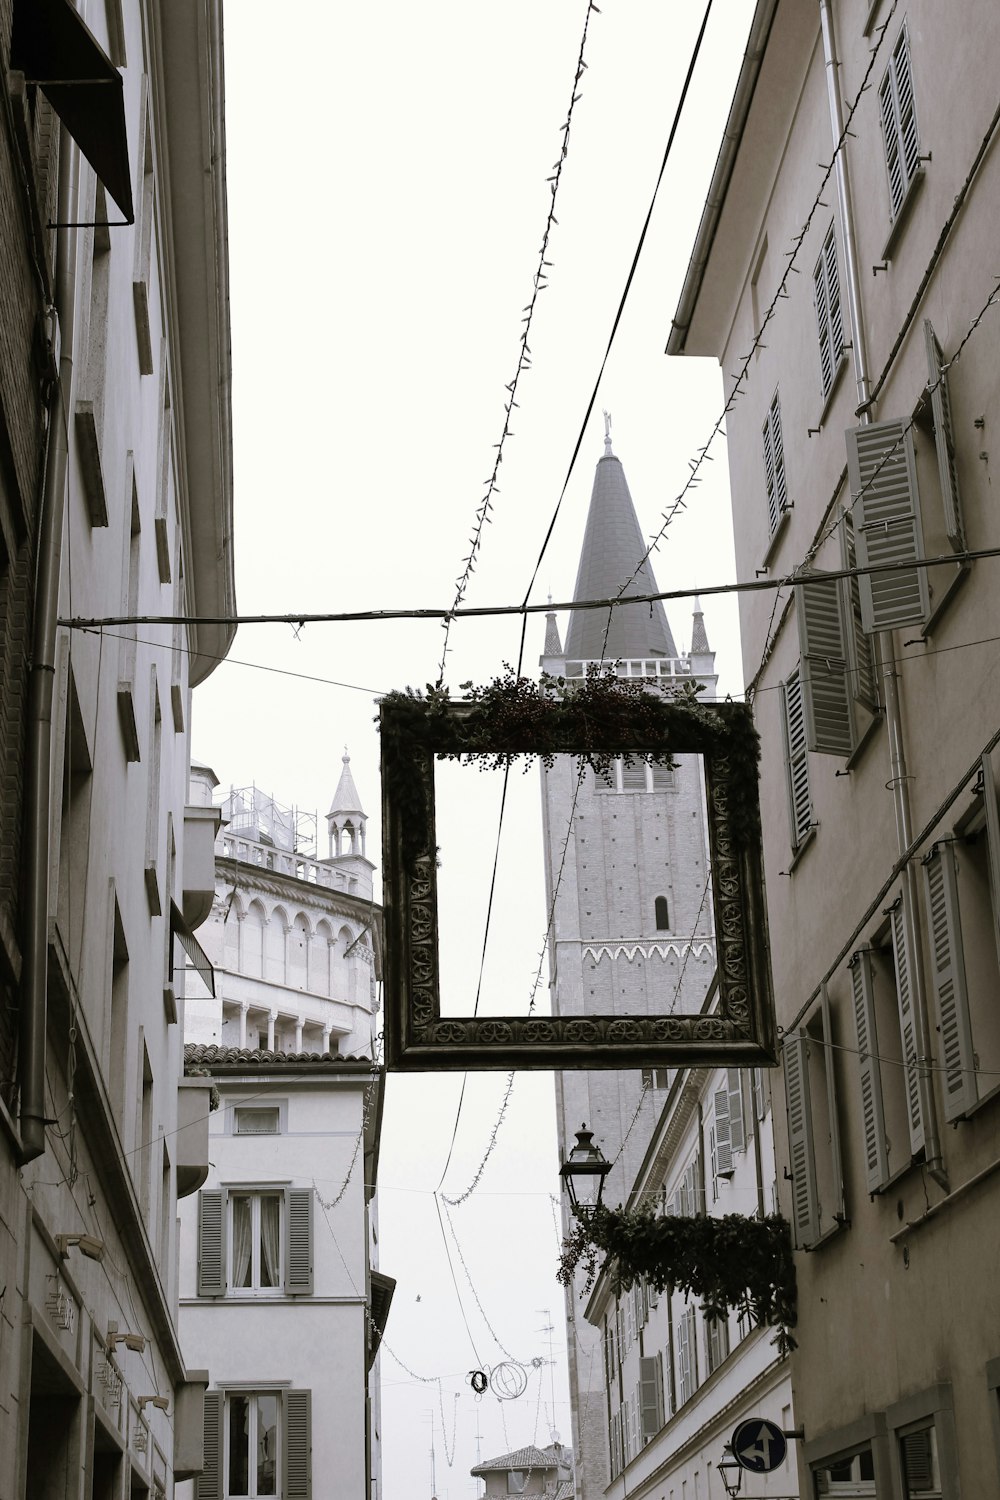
left=559, top=1124, right=611, bottom=1218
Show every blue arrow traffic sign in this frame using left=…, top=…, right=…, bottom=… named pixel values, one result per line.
left=731, top=1418, right=787, bottom=1473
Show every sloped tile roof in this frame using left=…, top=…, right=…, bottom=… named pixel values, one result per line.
left=471, top=1445, right=573, bottom=1477
left=184, top=1043, right=374, bottom=1072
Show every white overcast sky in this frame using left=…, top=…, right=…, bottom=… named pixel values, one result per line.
left=195, top=3, right=755, bottom=1494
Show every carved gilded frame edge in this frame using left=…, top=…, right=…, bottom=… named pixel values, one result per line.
left=380, top=700, right=776, bottom=1072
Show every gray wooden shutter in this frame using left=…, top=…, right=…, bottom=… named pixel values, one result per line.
left=924, top=321, right=964, bottom=551
left=783, top=1030, right=820, bottom=1245
left=889, top=903, right=925, bottom=1156
left=285, top=1188, right=313, bottom=1294
left=820, top=985, right=845, bottom=1222
left=197, top=1189, right=225, bottom=1297
left=727, top=1071, right=746, bottom=1154
left=796, top=573, right=855, bottom=756
left=825, top=230, right=844, bottom=375
left=839, top=508, right=878, bottom=712
left=814, top=247, right=833, bottom=398
left=283, top=1390, right=312, bottom=1500
left=847, top=419, right=928, bottom=632
left=196, top=1391, right=223, bottom=1500
left=850, top=951, right=889, bottom=1192
left=923, top=846, right=977, bottom=1119
left=713, top=1087, right=733, bottom=1178
left=900, top=1428, right=935, bottom=1490
left=892, top=30, right=920, bottom=193
left=982, top=753, right=1000, bottom=969
left=639, top=1354, right=663, bottom=1441
left=781, top=673, right=812, bottom=849
left=686, top=1305, right=698, bottom=1389
left=762, top=393, right=787, bottom=534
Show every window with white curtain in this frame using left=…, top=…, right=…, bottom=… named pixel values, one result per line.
left=229, top=1192, right=283, bottom=1292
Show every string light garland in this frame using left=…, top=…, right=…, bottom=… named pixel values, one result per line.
left=436, top=0, right=602, bottom=684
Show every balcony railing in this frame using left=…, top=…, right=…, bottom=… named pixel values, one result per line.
left=217, top=836, right=354, bottom=891
left=563, top=657, right=692, bottom=679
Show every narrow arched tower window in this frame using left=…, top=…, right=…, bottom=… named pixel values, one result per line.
left=654, top=895, right=669, bottom=931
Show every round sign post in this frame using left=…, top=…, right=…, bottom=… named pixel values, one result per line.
left=730, top=1418, right=788, bottom=1474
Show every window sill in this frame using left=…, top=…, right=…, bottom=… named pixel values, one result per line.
left=761, top=506, right=792, bottom=570
left=787, top=823, right=818, bottom=872
left=801, top=1218, right=848, bottom=1253
left=881, top=167, right=926, bottom=262
left=816, top=352, right=848, bottom=429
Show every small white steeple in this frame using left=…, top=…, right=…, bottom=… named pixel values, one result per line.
left=327, top=748, right=367, bottom=860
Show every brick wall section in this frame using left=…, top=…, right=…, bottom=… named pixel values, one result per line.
left=0, top=0, right=57, bottom=1085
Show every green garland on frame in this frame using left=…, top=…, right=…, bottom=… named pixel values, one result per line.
left=378, top=667, right=761, bottom=872
left=557, top=1205, right=797, bottom=1356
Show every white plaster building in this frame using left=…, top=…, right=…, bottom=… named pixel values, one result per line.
left=177, top=760, right=391, bottom=1500
left=0, top=1, right=234, bottom=1495
left=667, top=0, right=1000, bottom=1492
left=543, top=436, right=794, bottom=1500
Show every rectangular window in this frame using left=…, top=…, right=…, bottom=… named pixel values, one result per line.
left=230, top=1192, right=283, bottom=1291
left=712, top=1069, right=746, bottom=1187
left=783, top=987, right=844, bottom=1247
left=879, top=26, right=920, bottom=221
left=197, top=1187, right=313, bottom=1297
left=639, top=1354, right=664, bottom=1442
left=117, top=457, right=142, bottom=761
left=780, top=670, right=813, bottom=851
left=641, top=1067, right=670, bottom=1090
left=813, top=224, right=845, bottom=401
left=812, top=1448, right=876, bottom=1493
left=676, top=1304, right=698, bottom=1405
left=899, top=1423, right=941, bottom=1499
left=705, top=1314, right=729, bottom=1375
left=132, top=82, right=155, bottom=374
left=201, top=1388, right=312, bottom=1500
left=75, top=184, right=112, bottom=527
left=144, top=666, right=162, bottom=914
left=236, top=1107, right=281, bottom=1136
left=850, top=903, right=924, bottom=1189
left=762, top=391, right=789, bottom=537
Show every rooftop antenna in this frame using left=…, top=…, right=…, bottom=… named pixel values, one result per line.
left=536, top=1308, right=557, bottom=1434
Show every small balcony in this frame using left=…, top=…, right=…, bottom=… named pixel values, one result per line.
left=176, top=1077, right=213, bottom=1198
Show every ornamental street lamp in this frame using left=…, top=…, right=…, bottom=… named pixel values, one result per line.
left=559, top=1124, right=611, bottom=1218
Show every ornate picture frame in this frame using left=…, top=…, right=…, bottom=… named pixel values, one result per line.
left=380, top=689, right=776, bottom=1071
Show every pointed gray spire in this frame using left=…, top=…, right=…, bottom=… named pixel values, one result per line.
left=564, top=442, right=677, bottom=662
left=690, top=595, right=710, bottom=654
left=328, top=749, right=364, bottom=818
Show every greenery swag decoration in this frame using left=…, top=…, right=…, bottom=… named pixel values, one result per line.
left=378, top=667, right=761, bottom=873
left=557, top=1205, right=797, bottom=1355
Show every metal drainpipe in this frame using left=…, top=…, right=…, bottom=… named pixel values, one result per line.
left=818, top=0, right=947, bottom=1187
left=19, top=130, right=79, bottom=1163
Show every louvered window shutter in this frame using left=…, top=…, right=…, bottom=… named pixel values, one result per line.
left=783, top=1031, right=821, bottom=1245
left=727, top=1071, right=746, bottom=1153
left=196, top=1391, right=222, bottom=1500
left=839, top=509, right=878, bottom=712
left=197, top=1190, right=225, bottom=1297
left=880, top=29, right=920, bottom=219
left=825, top=231, right=844, bottom=375
left=753, top=1067, right=768, bottom=1121
left=889, top=903, right=925, bottom=1156
left=610, top=1412, right=620, bottom=1478
left=686, top=1306, right=699, bottom=1389
left=923, top=846, right=977, bottom=1119
left=796, top=574, right=855, bottom=756
left=762, top=394, right=788, bottom=535
left=285, top=1188, right=313, bottom=1295
left=780, top=674, right=812, bottom=848
left=981, top=753, right=1000, bottom=969
left=639, top=1355, right=663, bottom=1440
left=850, top=951, right=889, bottom=1191
left=814, top=250, right=832, bottom=398
left=848, top=419, right=928, bottom=632
left=879, top=68, right=904, bottom=217
left=676, top=1315, right=689, bottom=1403
left=900, top=1427, right=935, bottom=1490
left=283, top=1390, right=312, bottom=1500
left=713, top=1088, right=733, bottom=1178
left=924, top=321, right=964, bottom=551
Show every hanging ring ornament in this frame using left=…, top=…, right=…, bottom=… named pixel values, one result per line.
left=490, top=1362, right=528, bottom=1401
left=467, top=1370, right=488, bottom=1396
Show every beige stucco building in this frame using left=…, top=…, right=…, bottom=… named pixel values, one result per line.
left=669, top=0, right=1000, bottom=1492
left=0, top=0, right=235, bottom=1495
left=543, top=438, right=794, bottom=1500
left=178, top=762, right=390, bottom=1500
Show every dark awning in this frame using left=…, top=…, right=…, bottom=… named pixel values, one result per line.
left=368, top=1271, right=397, bottom=1370
left=170, top=901, right=216, bottom=998
left=11, top=0, right=134, bottom=222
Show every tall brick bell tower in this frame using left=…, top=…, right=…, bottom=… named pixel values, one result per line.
left=541, top=423, right=718, bottom=1500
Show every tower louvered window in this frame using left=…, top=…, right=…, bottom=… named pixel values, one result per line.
left=762, top=391, right=789, bottom=536
left=813, top=225, right=845, bottom=400
left=879, top=27, right=921, bottom=221
left=780, top=671, right=812, bottom=850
